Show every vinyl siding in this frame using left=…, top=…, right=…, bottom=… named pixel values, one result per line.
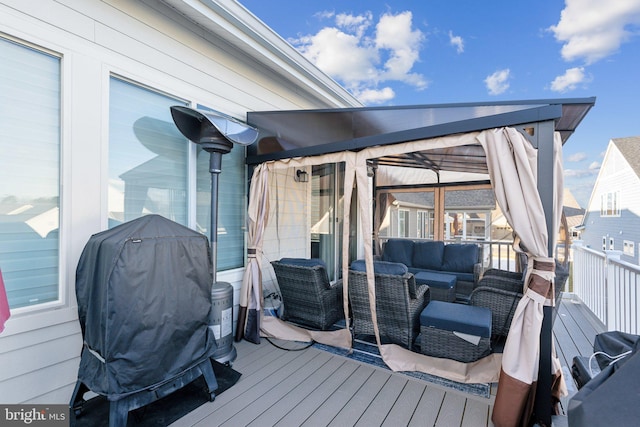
left=582, top=143, right=640, bottom=265
left=0, top=0, right=356, bottom=404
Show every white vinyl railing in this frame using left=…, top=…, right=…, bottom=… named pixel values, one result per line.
left=572, top=241, right=640, bottom=334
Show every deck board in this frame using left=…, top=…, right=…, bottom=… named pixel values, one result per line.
left=171, top=297, right=603, bottom=427
left=274, top=358, right=358, bottom=426
left=408, top=386, right=446, bottom=426
left=381, top=381, right=425, bottom=426
left=328, top=369, right=391, bottom=426
left=461, top=398, right=491, bottom=427
left=302, top=364, right=374, bottom=426
left=354, top=374, right=409, bottom=426
left=434, top=392, right=466, bottom=426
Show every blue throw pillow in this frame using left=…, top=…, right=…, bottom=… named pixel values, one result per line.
left=350, top=260, right=408, bottom=276
left=441, top=244, right=479, bottom=273
left=412, top=241, right=445, bottom=270
left=381, top=239, right=414, bottom=267
left=279, top=258, right=327, bottom=269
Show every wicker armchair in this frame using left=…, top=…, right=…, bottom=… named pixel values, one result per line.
left=469, top=276, right=523, bottom=338
left=471, top=261, right=570, bottom=337
left=271, top=258, right=344, bottom=330
left=348, top=260, right=430, bottom=349
left=482, top=259, right=569, bottom=304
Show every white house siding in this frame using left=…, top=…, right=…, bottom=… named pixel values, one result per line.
left=582, top=143, right=640, bottom=264
left=262, top=167, right=311, bottom=292
left=0, top=0, right=358, bottom=404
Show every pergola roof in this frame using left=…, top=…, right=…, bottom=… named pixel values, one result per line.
left=246, top=98, right=596, bottom=175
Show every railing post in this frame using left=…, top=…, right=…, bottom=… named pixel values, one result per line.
left=572, top=240, right=584, bottom=296
left=604, top=250, right=622, bottom=331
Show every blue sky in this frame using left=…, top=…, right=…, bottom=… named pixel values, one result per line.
left=238, top=0, right=640, bottom=207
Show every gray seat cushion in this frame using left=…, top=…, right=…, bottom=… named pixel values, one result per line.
left=412, top=241, right=445, bottom=270
left=420, top=301, right=491, bottom=338
left=442, top=244, right=479, bottom=273
left=382, top=239, right=414, bottom=267
left=414, top=271, right=456, bottom=290
left=350, top=259, right=408, bottom=276
left=279, top=258, right=326, bottom=268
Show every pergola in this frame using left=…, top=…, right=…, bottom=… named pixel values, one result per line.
left=240, top=97, right=595, bottom=426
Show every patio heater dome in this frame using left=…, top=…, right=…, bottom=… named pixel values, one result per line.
left=171, top=106, right=258, bottom=364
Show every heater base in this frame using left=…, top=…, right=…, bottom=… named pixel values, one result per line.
left=212, top=345, right=237, bottom=366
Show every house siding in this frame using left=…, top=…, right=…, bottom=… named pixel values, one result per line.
left=582, top=142, right=640, bottom=265
left=0, top=0, right=356, bottom=404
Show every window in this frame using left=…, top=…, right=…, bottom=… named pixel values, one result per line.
left=623, top=240, right=635, bottom=257
left=600, top=192, right=620, bottom=217
left=609, top=238, right=615, bottom=251
left=109, top=80, right=247, bottom=271
left=311, top=163, right=347, bottom=282
left=398, top=210, right=409, bottom=237
left=108, top=77, right=188, bottom=226
left=417, top=210, right=433, bottom=239
left=0, top=37, right=61, bottom=309
left=602, top=236, right=607, bottom=251
left=444, top=211, right=489, bottom=241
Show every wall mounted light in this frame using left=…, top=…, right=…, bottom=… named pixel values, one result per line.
left=295, top=169, right=308, bottom=183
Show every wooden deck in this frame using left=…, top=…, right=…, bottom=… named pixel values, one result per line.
left=171, top=294, right=605, bottom=427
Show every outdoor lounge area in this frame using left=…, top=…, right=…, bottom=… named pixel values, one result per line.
left=231, top=98, right=596, bottom=427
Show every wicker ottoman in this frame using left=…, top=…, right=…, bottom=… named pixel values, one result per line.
left=414, top=271, right=457, bottom=302
left=420, top=301, right=491, bottom=363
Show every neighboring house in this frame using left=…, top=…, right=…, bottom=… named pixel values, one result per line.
left=581, top=136, right=640, bottom=265
left=0, top=0, right=360, bottom=404
left=380, top=189, right=496, bottom=241
left=563, top=188, right=585, bottom=238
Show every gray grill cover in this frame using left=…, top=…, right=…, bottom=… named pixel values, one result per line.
left=75, top=215, right=217, bottom=399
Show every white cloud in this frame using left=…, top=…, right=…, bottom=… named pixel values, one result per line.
left=484, top=69, right=511, bottom=95
left=564, top=161, right=600, bottom=177
left=294, top=28, right=378, bottom=84
left=567, top=152, right=587, bottom=162
left=353, top=86, right=396, bottom=104
left=314, top=10, right=335, bottom=20
left=375, top=12, right=427, bottom=88
left=550, top=67, right=589, bottom=92
left=335, top=11, right=373, bottom=38
left=549, top=0, right=640, bottom=64
left=291, top=10, right=426, bottom=104
left=448, top=31, right=464, bottom=53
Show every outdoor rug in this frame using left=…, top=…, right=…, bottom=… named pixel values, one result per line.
left=72, top=359, right=242, bottom=426
left=312, top=338, right=491, bottom=399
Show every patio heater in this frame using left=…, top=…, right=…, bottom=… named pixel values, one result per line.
left=170, top=106, right=258, bottom=364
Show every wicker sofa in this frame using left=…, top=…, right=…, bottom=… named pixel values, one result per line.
left=271, top=258, right=344, bottom=330
left=348, top=260, right=430, bottom=349
left=381, top=239, right=483, bottom=299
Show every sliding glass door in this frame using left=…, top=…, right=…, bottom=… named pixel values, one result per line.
left=311, top=163, right=351, bottom=282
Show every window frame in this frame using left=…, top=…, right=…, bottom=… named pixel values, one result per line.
left=0, top=34, right=68, bottom=315
left=398, top=209, right=409, bottom=238
left=106, top=74, right=249, bottom=273
left=600, top=191, right=620, bottom=217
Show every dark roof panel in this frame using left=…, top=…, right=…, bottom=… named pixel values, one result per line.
left=246, top=97, right=595, bottom=167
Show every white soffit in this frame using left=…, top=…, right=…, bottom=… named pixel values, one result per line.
left=158, top=0, right=362, bottom=108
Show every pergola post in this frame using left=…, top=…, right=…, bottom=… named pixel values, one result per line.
left=533, top=120, right=557, bottom=426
